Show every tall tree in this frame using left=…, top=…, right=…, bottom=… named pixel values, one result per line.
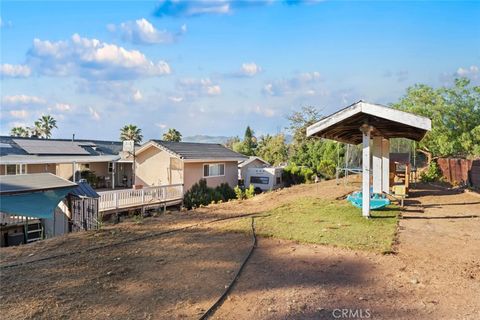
left=286, top=106, right=323, bottom=146
left=256, top=134, right=288, bottom=165
left=120, top=124, right=143, bottom=143
left=163, top=128, right=182, bottom=142
left=36, top=115, right=57, bottom=139
left=10, top=126, right=30, bottom=137
left=392, top=78, right=480, bottom=159
left=242, top=126, right=257, bottom=156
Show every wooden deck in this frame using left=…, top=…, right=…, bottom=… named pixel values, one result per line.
left=97, top=184, right=184, bottom=213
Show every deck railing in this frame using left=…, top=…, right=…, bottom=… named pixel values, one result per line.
left=97, top=184, right=183, bottom=212
left=0, top=213, right=30, bottom=225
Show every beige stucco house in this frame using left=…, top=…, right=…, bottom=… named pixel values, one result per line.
left=135, top=140, right=247, bottom=191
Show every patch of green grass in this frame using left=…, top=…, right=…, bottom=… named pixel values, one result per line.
left=220, top=197, right=398, bottom=253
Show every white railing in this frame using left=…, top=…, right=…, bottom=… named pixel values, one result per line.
left=97, top=184, right=183, bottom=212
left=0, top=212, right=35, bottom=225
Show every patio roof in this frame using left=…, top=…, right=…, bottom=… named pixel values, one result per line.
left=306, top=101, right=431, bottom=144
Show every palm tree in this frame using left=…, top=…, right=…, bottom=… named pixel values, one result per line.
left=10, top=126, right=30, bottom=137
left=33, top=115, right=57, bottom=138
left=162, top=128, right=182, bottom=142
left=120, top=124, right=143, bottom=143
left=28, top=121, right=43, bottom=138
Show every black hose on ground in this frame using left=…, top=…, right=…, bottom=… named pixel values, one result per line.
left=199, top=217, right=257, bottom=320
left=0, top=212, right=257, bottom=270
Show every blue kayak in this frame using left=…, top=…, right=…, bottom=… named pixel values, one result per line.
left=347, top=191, right=390, bottom=210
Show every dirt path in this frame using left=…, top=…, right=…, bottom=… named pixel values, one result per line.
left=212, top=184, right=480, bottom=320
left=1, top=182, right=479, bottom=319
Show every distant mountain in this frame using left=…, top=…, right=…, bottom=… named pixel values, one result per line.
left=183, top=134, right=293, bottom=145
left=183, top=135, right=232, bottom=144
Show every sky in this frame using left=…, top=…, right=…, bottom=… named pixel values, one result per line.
left=1, top=0, right=479, bottom=141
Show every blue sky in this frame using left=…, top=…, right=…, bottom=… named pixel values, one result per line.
left=1, top=0, right=479, bottom=141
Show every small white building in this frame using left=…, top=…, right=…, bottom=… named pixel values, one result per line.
left=238, top=157, right=284, bottom=191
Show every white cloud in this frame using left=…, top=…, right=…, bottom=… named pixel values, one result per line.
left=252, top=105, right=276, bottom=117
left=383, top=70, right=409, bottom=82
left=456, top=65, right=479, bottom=79
left=239, top=62, right=262, bottom=77
left=9, top=110, right=29, bottom=119
left=154, top=0, right=319, bottom=18
left=110, top=18, right=186, bottom=45
left=263, top=71, right=323, bottom=96
left=1, top=95, right=46, bottom=106
left=155, top=123, right=167, bottom=129
left=0, top=64, right=31, bottom=78
left=89, top=107, right=101, bottom=121
left=176, top=78, right=222, bottom=97
left=0, top=17, right=13, bottom=28
left=132, top=90, right=143, bottom=101
left=27, top=34, right=171, bottom=79
left=168, top=96, right=184, bottom=103
left=53, top=103, right=73, bottom=112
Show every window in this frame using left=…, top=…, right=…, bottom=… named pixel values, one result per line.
left=108, top=162, right=114, bottom=174
left=6, top=164, right=16, bottom=175
left=276, top=176, right=282, bottom=185
left=203, top=163, right=225, bottom=177
left=5, top=164, right=26, bottom=175
left=250, top=176, right=269, bottom=184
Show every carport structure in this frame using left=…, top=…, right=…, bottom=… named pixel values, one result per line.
left=307, top=101, right=431, bottom=217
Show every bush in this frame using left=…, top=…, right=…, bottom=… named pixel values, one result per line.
left=245, top=184, right=255, bottom=199
left=234, top=185, right=244, bottom=200
left=317, top=159, right=336, bottom=179
left=283, top=164, right=315, bottom=186
left=420, top=161, right=443, bottom=182
left=183, top=179, right=236, bottom=209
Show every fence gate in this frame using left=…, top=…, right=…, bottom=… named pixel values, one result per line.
left=70, top=197, right=99, bottom=232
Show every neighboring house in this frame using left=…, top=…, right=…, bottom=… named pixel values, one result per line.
left=238, top=156, right=271, bottom=181
left=0, top=136, right=134, bottom=189
left=135, top=140, right=247, bottom=191
left=239, top=157, right=284, bottom=191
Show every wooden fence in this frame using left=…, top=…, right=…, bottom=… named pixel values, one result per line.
left=97, top=184, right=184, bottom=213
left=437, top=158, right=480, bottom=187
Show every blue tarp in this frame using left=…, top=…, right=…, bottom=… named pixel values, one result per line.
left=0, top=187, right=75, bottom=219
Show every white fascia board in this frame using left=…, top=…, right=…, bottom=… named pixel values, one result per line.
left=135, top=140, right=181, bottom=159
left=306, top=102, right=362, bottom=137
left=360, top=102, right=431, bottom=131
left=306, top=101, right=432, bottom=137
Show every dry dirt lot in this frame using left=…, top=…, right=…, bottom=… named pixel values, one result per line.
left=1, top=180, right=479, bottom=320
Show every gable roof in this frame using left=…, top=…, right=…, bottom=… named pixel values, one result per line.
left=239, top=156, right=270, bottom=168
left=137, top=140, right=247, bottom=162
left=306, top=101, right=432, bottom=144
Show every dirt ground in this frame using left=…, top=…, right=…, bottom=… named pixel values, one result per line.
left=1, top=180, right=479, bottom=319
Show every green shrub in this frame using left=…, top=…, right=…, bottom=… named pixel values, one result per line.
left=234, top=185, right=244, bottom=200
left=283, top=164, right=315, bottom=186
left=183, top=179, right=236, bottom=209
left=317, top=159, right=336, bottom=179
left=420, top=161, right=443, bottom=182
left=245, top=184, right=255, bottom=199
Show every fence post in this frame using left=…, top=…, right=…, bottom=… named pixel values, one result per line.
left=114, top=192, right=118, bottom=209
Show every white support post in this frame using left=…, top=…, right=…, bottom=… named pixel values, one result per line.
left=72, top=161, right=76, bottom=182
left=360, top=125, right=372, bottom=218
left=111, top=162, right=116, bottom=190
left=382, top=138, right=390, bottom=194
left=372, top=136, right=383, bottom=194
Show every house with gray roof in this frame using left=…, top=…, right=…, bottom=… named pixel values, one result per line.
left=135, top=140, right=247, bottom=191
left=0, top=136, right=135, bottom=189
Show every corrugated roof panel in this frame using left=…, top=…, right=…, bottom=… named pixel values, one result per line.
left=0, top=173, right=77, bottom=194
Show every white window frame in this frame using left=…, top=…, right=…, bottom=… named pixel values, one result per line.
left=5, top=164, right=27, bottom=175
left=203, top=163, right=225, bottom=178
